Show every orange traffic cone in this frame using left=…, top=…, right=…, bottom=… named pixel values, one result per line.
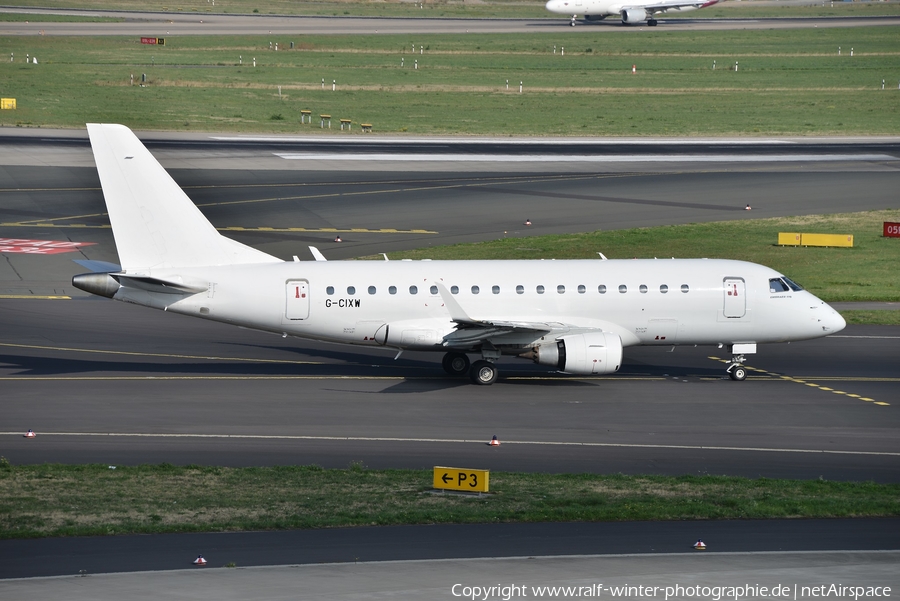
left=489, top=435, right=500, bottom=446
left=693, top=539, right=706, bottom=550
left=193, top=555, right=208, bottom=566
left=24, top=429, right=36, bottom=438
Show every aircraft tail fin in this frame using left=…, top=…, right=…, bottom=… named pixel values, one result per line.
left=87, top=123, right=281, bottom=272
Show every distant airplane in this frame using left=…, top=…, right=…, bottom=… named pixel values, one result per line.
left=74, top=124, right=845, bottom=385
left=545, top=0, right=720, bottom=26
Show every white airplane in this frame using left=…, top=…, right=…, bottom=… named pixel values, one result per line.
left=73, top=124, right=845, bottom=385
left=545, top=0, right=720, bottom=26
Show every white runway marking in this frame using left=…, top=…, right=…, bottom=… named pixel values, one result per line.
left=275, top=153, right=896, bottom=163
left=216, top=136, right=797, bottom=145
left=4, top=432, right=898, bottom=457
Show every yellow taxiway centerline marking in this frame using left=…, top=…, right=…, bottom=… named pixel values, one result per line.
left=0, top=342, right=322, bottom=365
left=2, top=431, right=897, bottom=457
left=706, top=356, right=887, bottom=405
left=0, top=222, right=437, bottom=234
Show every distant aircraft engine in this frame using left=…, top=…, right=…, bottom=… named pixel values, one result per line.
left=529, top=332, right=623, bottom=375
left=621, top=8, right=649, bottom=23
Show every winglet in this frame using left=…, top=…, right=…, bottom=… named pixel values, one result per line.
left=434, top=282, right=477, bottom=324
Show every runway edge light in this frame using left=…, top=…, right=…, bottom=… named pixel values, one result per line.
left=24, top=429, right=36, bottom=438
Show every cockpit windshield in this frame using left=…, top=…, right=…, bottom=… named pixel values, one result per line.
left=769, top=277, right=804, bottom=293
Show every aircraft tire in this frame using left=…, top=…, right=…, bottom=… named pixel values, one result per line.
left=470, top=360, right=499, bottom=385
left=648, top=19, right=658, bottom=26
left=442, top=352, right=470, bottom=376
left=729, top=366, right=747, bottom=381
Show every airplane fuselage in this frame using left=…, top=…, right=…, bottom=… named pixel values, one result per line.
left=109, top=258, right=843, bottom=354
left=545, top=0, right=720, bottom=25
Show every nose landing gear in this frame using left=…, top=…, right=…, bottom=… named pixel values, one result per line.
left=727, top=354, right=747, bottom=381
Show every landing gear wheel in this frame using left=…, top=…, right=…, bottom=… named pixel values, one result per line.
left=648, top=18, right=658, bottom=26
left=571, top=15, right=577, bottom=26
left=442, top=352, right=470, bottom=376
left=469, top=360, right=499, bottom=385
left=729, top=366, right=747, bottom=381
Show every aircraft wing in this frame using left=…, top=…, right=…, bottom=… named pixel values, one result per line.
left=435, top=282, right=569, bottom=347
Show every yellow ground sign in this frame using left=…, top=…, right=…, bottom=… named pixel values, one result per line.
left=1, top=98, right=16, bottom=110
left=778, top=232, right=853, bottom=247
left=778, top=232, right=801, bottom=246
left=433, top=466, right=489, bottom=493
left=801, top=233, right=853, bottom=248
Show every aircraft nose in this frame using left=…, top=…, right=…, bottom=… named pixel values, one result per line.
left=545, top=0, right=564, bottom=11
left=820, top=304, right=846, bottom=334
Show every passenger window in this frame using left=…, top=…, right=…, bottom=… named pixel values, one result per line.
left=557, top=285, right=565, bottom=294
left=368, top=286, right=376, bottom=295
left=430, top=285, right=438, bottom=295
left=347, top=286, right=356, bottom=295
left=409, top=285, right=418, bottom=295
left=618, top=285, right=627, bottom=294
left=492, top=285, right=500, bottom=294
left=326, top=286, right=334, bottom=295
left=516, top=285, right=524, bottom=294
left=681, top=284, right=690, bottom=293
left=639, top=284, right=648, bottom=294
left=598, top=285, right=607, bottom=294
left=578, top=285, right=586, bottom=294
left=536, top=285, right=545, bottom=294
left=660, top=284, right=668, bottom=294
left=471, top=285, right=480, bottom=294
left=451, top=285, right=459, bottom=294
left=389, top=286, right=397, bottom=295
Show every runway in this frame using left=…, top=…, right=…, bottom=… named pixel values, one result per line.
left=1, top=133, right=898, bottom=584
left=2, top=7, right=900, bottom=35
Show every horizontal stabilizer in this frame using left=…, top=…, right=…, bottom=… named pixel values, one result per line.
left=112, top=274, right=208, bottom=295
left=87, top=124, right=282, bottom=271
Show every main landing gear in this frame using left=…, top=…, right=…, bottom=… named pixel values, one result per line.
left=570, top=14, right=577, bottom=26
left=647, top=18, right=658, bottom=26
left=441, top=352, right=470, bottom=376
left=727, top=354, right=747, bottom=381
left=441, top=351, right=499, bottom=385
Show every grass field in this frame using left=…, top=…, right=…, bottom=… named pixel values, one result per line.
left=2, top=461, right=898, bottom=539
left=6, top=0, right=900, bottom=19
left=2, top=27, right=899, bottom=134
left=371, top=210, right=900, bottom=302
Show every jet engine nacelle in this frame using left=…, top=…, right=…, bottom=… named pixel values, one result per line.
left=532, top=332, right=623, bottom=375
left=621, top=8, right=649, bottom=23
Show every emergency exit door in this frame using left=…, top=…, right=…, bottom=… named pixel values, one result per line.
left=285, top=280, right=309, bottom=320
left=723, top=277, right=746, bottom=318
